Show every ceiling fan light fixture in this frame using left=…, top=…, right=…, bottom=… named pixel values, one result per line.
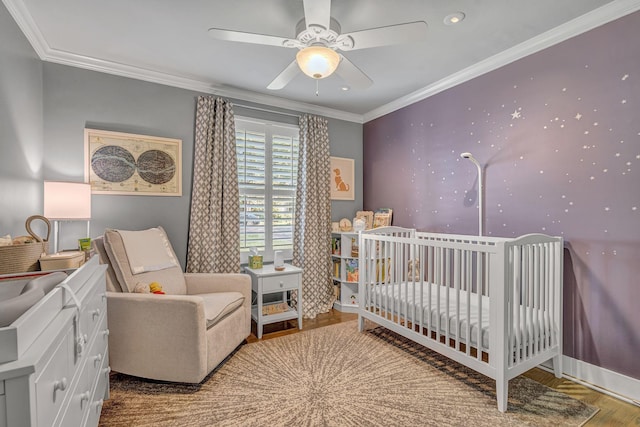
left=296, top=46, right=340, bottom=79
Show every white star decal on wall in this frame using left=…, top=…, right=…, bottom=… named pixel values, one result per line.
left=575, top=113, right=582, bottom=120
left=511, top=110, right=521, bottom=119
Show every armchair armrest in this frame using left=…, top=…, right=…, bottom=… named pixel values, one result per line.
left=106, top=292, right=208, bottom=383
left=184, top=273, right=251, bottom=310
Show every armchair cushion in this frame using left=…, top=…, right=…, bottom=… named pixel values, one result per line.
left=201, top=292, right=245, bottom=328
left=103, top=227, right=187, bottom=295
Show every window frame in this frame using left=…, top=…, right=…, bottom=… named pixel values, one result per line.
left=235, top=116, right=299, bottom=264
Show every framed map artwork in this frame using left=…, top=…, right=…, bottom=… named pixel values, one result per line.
left=84, top=129, right=182, bottom=196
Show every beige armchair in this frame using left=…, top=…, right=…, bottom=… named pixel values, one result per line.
left=94, top=227, right=251, bottom=383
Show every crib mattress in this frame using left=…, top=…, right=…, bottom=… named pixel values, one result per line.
left=369, top=282, right=490, bottom=349
left=368, top=282, right=553, bottom=351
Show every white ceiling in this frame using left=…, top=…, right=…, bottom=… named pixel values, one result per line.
left=5, top=0, right=640, bottom=122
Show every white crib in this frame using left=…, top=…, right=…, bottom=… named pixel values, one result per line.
left=357, top=227, right=563, bottom=412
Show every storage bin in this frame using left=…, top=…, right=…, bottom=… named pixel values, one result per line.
left=0, top=216, right=50, bottom=275
left=39, top=251, right=85, bottom=271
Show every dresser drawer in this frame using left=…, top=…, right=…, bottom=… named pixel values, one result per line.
left=35, top=329, right=73, bottom=427
left=86, top=356, right=110, bottom=427
left=262, top=274, right=299, bottom=293
left=85, top=314, right=109, bottom=385
left=81, top=284, right=107, bottom=343
left=57, top=357, right=91, bottom=427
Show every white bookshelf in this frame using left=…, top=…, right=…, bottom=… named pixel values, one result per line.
left=331, top=232, right=360, bottom=313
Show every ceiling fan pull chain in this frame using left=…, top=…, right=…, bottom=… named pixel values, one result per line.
left=315, top=79, right=319, bottom=96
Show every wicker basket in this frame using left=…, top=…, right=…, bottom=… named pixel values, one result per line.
left=0, top=215, right=51, bottom=275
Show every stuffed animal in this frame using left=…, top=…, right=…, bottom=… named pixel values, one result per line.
left=132, top=282, right=165, bottom=294
left=407, top=258, right=420, bottom=282
left=133, top=282, right=151, bottom=293
left=149, top=282, right=165, bottom=294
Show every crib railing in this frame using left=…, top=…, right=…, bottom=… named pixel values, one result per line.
left=503, top=234, right=563, bottom=368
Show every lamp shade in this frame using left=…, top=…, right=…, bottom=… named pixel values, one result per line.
left=296, top=46, right=340, bottom=79
left=44, top=181, right=91, bottom=220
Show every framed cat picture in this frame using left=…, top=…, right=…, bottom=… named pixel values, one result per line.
left=330, top=156, right=355, bottom=200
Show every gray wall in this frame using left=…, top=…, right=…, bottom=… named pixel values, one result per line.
left=42, top=64, right=198, bottom=266
left=40, top=64, right=363, bottom=267
left=0, top=1, right=362, bottom=269
left=0, top=3, right=44, bottom=238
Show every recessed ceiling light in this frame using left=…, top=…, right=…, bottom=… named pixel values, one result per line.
left=341, top=86, right=350, bottom=91
left=444, top=12, right=465, bottom=25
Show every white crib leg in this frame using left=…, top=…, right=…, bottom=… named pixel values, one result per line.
left=496, top=378, right=508, bottom=412
left=552, top=354, right=563, bottom=378
left=358, top=314, right=365, bottom=332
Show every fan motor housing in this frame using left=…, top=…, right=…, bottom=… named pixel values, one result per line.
left=295, top=17, right=342, bottom=46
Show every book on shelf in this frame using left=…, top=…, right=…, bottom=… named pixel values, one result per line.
left=345, top=258, right=359, bottom=282
left=350, top=237, right=359, bottom=257
left=333, top=284, right=340, bottom=301
left=333, top=260, right=341, bottom=278
left=331, top=237, right=341, bottom=255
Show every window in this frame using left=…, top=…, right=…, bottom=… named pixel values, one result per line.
left=235, top=117, right=299, bottom=263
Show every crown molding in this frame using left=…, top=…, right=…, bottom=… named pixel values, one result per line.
left=363, top=0, right=640, bottom=123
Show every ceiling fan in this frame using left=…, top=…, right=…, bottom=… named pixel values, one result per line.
left=208, top=0, right=427, bottom=91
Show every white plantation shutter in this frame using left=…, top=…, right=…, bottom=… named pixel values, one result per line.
left=236, top=118, right=299, bottom=262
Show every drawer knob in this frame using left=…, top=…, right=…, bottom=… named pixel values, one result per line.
left=80, top=391, right=91, bottom=407
left=54, top=377, right=68, bottom=392
left=279, top=282, right=284, bottom=288
left=102, top=329, right=110, bottom=338
left=94, top=399, right=104, bottom=412
left=92, top=308, right=101, bottom=319
left=93, top=354, right=103, bottom=367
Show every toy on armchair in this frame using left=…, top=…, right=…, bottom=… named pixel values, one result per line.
left=133, top=281, right=165, bottom=294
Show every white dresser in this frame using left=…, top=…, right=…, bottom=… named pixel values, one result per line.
left=0, top=257, right=109, bottom=427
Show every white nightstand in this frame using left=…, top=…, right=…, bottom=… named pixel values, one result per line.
left=244, top=264, right=303, bottom=339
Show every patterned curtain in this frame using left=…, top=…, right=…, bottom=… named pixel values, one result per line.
left=293, top=114, right=334, bottom=318
left=186, top=96, right=240, bottom=273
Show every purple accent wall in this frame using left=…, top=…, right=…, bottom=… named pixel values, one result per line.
left=364, top=12, right=640, bottom=380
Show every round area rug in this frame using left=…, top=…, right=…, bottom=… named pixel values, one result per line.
left=99, top=321, right=597, bottom=426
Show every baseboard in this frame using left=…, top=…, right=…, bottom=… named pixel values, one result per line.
left=540, top=356, right=640, bottom=407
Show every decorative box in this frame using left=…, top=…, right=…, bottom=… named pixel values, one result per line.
left=39, top=251, right=85, bottom=271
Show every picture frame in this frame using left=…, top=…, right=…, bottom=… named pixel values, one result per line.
left=330, top=156, right=355, bottom=200
left=373, top=208, right=393, bottom=228
left=84, top=128, right=182, bottom=196
left=356, top=210, right=374, bottom=230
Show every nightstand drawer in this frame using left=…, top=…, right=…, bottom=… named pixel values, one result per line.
left=262, top=274, right=299, bottom=293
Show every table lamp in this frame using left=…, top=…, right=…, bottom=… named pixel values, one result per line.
left=44, top=181, right=92, bottom=253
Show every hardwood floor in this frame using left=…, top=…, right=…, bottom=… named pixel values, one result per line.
left=248, top=310, right=640, bottom=426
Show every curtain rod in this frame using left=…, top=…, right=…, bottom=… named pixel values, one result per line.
left=233, top=103, right=301, bottom=119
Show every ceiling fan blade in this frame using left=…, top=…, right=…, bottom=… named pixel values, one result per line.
left=267, top=60, right=300, bottom=90
left=303, top=0, right=331, bottom=31
left=334, top=21, right=427, bottom=51
left=208, top=28, right=298, bottom=48
left=335, top=56, right=372, bottom=90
